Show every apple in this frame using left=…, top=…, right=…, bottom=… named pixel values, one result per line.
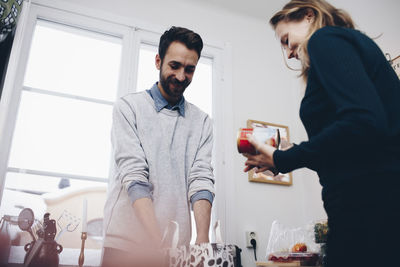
left=292, top=243, right=307, bottom=252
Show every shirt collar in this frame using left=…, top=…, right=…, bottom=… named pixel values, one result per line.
left=148, top=83, right=185, bottom=116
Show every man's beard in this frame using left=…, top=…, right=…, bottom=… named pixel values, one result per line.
left=159, top=68, right=191, bottom=99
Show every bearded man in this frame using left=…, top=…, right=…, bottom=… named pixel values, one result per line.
left=101, top=26, right=215, bottom=267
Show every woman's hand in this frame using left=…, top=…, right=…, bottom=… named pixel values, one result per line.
left=243, top=135, right=277, bottom=173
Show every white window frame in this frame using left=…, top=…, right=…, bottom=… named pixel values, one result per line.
left=0, top=0, right=235, bottom=243
left=0, top=3, right=131, bottom=195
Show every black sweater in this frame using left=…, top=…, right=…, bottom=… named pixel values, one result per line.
left=274, top=26, right=400, bottom=196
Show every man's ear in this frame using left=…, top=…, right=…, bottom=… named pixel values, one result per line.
left=155, top=54, right=161, bottom=70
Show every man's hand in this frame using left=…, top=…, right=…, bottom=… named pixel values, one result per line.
left=195, top=235, right=210, bottom=245
left=132, top=197, right=162, bottom=248
left=193, top=199, right=211, bottom=244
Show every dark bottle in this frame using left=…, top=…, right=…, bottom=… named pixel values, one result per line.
left=23, top=213, right=62, bottom=267
left=0, top=216, right=12, bottom=266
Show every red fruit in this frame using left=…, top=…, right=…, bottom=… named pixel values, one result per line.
left=292, top=243, right=307, bottom=252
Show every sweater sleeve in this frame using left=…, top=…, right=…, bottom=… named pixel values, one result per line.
left=187, top=115, right=215, bottom=202
left=190, top=190, right=214, bottom=210
left=274, top=28, right=388, bottom=173
left=112, top=97, right=151, bottom=197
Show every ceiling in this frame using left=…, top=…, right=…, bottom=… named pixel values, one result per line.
left=190, top=0, right=287, bottom=19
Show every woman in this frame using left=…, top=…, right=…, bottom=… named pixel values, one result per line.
left=243, top=1, right=400, bottom=266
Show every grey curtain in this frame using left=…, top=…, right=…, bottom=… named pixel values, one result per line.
left=1, top=0, right=24, bottom=36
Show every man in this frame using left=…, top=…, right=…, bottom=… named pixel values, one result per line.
left=102, top=26, right=215, bottom=267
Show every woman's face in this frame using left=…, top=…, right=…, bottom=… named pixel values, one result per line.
left=275, top=17, right=312, bottom=60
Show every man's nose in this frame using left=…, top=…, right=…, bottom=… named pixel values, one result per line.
left=176, top=69, right=186, bottom=82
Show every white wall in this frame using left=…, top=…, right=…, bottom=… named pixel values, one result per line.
left=31, top=0, right=400, bottom=266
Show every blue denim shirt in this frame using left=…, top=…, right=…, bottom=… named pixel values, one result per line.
left=147, top=82, right=186, bottom=116
left=127, top=83, right=214, bottom=207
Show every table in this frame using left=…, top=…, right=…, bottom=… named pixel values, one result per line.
left=8, top=245, right=101, bottom=267
left=256, top=261, right=320, bottom=267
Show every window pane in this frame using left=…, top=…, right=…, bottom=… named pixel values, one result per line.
left=185, top=57, right=213, bottom=117
left=1, top=173, right=48, bottom=218
left=8, top=91, right=113, bottom=178
left=136, top=43, right=213, bottom=117
left=24, top=20, right=122, bottom=101
left=4, top=172, right=106, bottom=195
left=0, top=172, right=107, bottom=249
left=136, top=44, right=158, bottom=92
left=1, top=171, right=105, bottom=220
left=1, top=18, right=122, bottom=252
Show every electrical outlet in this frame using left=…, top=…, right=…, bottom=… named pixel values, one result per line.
left=245, top=231, right=257, bottom=248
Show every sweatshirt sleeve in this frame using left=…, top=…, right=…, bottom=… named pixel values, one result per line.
left=274, top=28, right=388, bottom=173
left=187, top=115, right=215, bottom=202
left=112, top=97, right=152, bottom=200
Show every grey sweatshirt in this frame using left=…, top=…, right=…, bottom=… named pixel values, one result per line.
left=103, top=90, right=215, bottom=251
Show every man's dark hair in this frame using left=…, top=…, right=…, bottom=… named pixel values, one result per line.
left=158, top=26, right=203, bottom=61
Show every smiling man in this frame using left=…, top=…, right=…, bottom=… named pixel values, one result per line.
left=102, top=27, right=215, bottom=267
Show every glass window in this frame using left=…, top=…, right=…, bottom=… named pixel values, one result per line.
left=8, top=91, right=113, bottom=178
left=136, top=44, right=159, bottom=92
left=0, top=19, right=122, bottom=249
left=24, top=20, right=121, bottom=101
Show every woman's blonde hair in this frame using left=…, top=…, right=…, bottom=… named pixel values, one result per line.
left=269, top=0, right=355, bottom=79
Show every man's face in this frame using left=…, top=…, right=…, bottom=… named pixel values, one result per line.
left=156, top=41, right=199, bottom=102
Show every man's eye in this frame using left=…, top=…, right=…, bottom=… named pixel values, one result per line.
left=185, top=67, right=195, bottom=74
left=171, top=64, right=179, bottom=69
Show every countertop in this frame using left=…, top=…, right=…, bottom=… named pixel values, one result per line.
left=7, top=245, right=101, bottom=267
left=256, top=261, right=320, bottom=267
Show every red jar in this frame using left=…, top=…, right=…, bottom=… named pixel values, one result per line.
left=237, top=127, right=278, bottom=154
